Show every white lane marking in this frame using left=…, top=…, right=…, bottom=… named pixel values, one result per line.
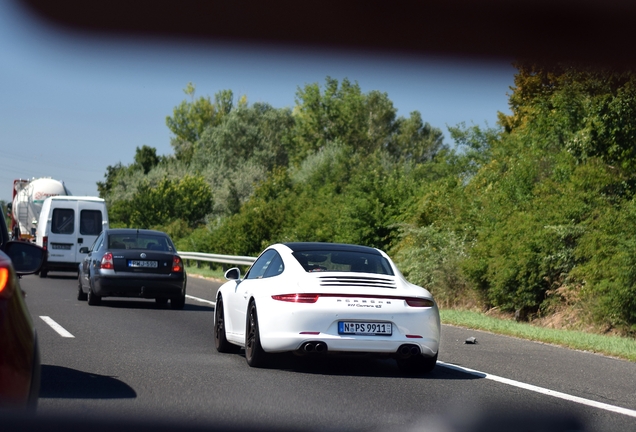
left=185, top=294, right=216, bottom=306
left=39, top=316, right=75, bottom=338
left=438, top=361, right=636, bottom=418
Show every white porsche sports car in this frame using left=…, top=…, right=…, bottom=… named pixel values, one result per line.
left=214, top=242, right=441, bottom=374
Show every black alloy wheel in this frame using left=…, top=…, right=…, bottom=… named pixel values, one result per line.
left=214, top=296, right=240, bottom=353
left=77, top=275, right=87, bottom=301
left=245, top=301, right=269, bottom=367
left=396, top=353, right=438, bottom=375
left=87, top=283, right=101, bottom=306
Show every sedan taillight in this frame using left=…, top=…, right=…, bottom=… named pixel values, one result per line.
left=100, top=252, right=114, bottom=270
left=272, top=294, right=320, bottom=303
left=0, top=267, right=8, bottom=294
left=172, top=256, right=183, bottom=273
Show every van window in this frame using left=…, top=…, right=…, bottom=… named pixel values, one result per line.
left=51, top=209, right=74, bottom=234
left=80, top=210, right=102, bottom=235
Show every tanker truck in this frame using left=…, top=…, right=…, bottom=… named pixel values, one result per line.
left=9, top=178, right=72, bottom=241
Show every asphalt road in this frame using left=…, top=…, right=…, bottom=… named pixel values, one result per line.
left=17, top=271, right=636, bottom=431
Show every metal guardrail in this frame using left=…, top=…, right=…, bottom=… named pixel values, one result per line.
left=178, top=251, right=256, bottom=267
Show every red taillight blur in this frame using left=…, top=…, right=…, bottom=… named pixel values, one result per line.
left=405, top=298, right=435, bottom=307
left=100, top=252, right=114, bottom=270
left=172, top=256, right=183, bottom=273
left=0, top=267, right=8, bottom=294
left=42, top=236, right=48, bottom=251
left=272, top=294, right=320, bottom=303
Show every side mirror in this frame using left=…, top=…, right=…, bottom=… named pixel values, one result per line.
left=79, top=247, right=90, bottom=254
left=224, top=267, right=241, bottom=280
left=3, top=241, right=45, bottom=275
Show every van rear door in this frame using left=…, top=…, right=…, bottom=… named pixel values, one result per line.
left=47, top=206, right=77, bottom=264
left=76, top=208, right=104, bottom=262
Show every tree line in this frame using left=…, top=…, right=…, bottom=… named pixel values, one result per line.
left=99, top=67, right=636, bottom=335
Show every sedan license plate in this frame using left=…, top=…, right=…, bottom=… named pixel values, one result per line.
left=338, top=322, right=392, bottom=336
left=128, top=260, right=158, bottom=268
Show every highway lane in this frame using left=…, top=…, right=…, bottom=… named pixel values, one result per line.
left=19, top=272, right=636, bottom=431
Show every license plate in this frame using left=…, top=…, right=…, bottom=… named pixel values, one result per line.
left=338, top=322, right=392, bottom=335
left=51, top=244, right=72, bottom=250
left=128, top=260, right=158, bottom=268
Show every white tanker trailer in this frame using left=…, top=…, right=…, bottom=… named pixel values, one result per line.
left=9, top=178, right=72, bottom=241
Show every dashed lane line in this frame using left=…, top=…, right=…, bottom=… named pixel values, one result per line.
left=438, top=361, right=636, bottom=419
left=40, top=316, right=74, bottom=338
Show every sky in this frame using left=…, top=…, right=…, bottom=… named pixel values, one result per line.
left=0, top=0, right=516, bottom=204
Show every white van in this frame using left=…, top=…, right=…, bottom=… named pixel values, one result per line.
left=35, top=196, right=109, bottom=277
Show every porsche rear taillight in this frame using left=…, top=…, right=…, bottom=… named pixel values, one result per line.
left=405, top=298, right=435, bottom=307
left=272, top=294, right=320, bottom=303
left=0, top=267, right=8, bottom=294
left=100, top=252, right=114, bottom=270
left=172, top=256, right=183, bottom=273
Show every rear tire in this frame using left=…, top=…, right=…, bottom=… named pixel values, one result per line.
left=77, top=275, right=87, bottom=301
left=87, top=284, right=101, bottom=306
left=245, top=301, right=269, bottom=367
left=27, top=334, right=41, bottom=412
left=170, top=294, right=186, bottom=310
left=39, top=267, right=47, bottom=278
left=397, top=353, right=437, bottom=375
left=214, top=296, right=240, bottom=353
left=155, top=298, right=169, bottom=306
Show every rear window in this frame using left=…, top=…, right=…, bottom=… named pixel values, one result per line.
left=80, top=210, right=102, bottom=235
left=108, top=234, right=174, bottom=252
left=51, top=208, right=74, bottom=234
left=292, top=250, right=394, bottom=275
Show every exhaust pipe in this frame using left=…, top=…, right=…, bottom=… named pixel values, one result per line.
left=397, top=344, right=421, bottom=358
left=300, top=341, right=328, bottom=355
left=399, top=345, right=411, bottom=356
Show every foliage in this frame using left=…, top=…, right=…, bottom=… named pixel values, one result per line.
left=109, top=175, right=212, bottom=229
left=101, top=68, right=636, bottom=335
left=165, top=84, right=234, bottom=163
left=134, top=145, right=161, bottom=174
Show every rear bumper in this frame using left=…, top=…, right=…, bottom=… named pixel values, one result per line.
left=94, top=272, right=186, bottom=298
left=256, top=296, right=441, bottom=356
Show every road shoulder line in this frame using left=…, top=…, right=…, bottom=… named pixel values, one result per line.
left=185, top=294, right=215, bottom=306
left=438, top=361, right=636, bottom=419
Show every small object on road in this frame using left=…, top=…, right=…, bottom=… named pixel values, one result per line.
left=465, top=337, right=477, bottom=344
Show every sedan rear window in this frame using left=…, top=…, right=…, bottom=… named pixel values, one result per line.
left=108, top=234, right=174, bottom=251
left=292, top=250, right=394, bottom=275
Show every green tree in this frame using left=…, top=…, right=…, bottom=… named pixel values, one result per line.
left=292, top=77, right=398, bottom=162
left=389, top=111, right=445, bottom=163
left=97, top=162, right=126, bottom=198
left=110, top=175, right=213, bottom=229
left=165, top=84, right=234, bottom=163
left=133, top=145, right=161, bottom=174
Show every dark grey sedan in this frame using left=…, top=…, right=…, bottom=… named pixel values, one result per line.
left=78, top=228, right=187, bottom=309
